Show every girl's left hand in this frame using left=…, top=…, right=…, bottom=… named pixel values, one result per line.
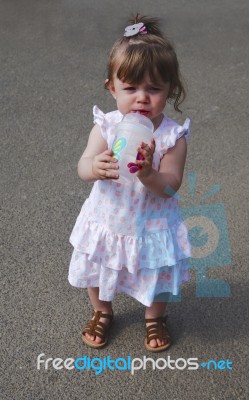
left=136, top=138, right=156, bottom=178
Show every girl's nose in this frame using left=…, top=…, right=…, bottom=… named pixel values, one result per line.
left=136, top=90, right=149, bottom=103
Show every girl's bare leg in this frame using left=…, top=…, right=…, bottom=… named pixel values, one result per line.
left=85, top=287, right=113, bottom=344
left=145, top=302, right=168, bottom=348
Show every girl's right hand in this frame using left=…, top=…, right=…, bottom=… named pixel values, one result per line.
left=92, top=149, right=119, bottom=180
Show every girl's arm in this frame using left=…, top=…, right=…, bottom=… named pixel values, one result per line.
left=77, top=124, right=119, bottom=182
left=137, top=137, right=187, bottom=199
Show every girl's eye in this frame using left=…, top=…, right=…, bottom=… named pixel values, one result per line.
left=123, top=86, right=161, bottom=91
left=150, top=87, right=160, bottom=91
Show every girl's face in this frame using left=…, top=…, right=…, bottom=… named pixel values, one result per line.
left=108, top=73, right=170, bottom=130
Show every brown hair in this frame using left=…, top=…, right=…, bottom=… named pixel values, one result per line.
left=105, top=14, right=186, bottom=112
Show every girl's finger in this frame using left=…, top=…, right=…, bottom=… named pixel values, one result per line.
left=103, top=149, right=113, bottom=156
left=97, top=161, right=118, bottom=170
left=137, top=146, right=151, bottom=158
left=136, top=159, right=144, bottom=166
left=140, top=141, right=149, bottom=149
left=150, top=138, right=156, bottom=152
left=142, top=141, right=154, bottom=154
left=98, top=154, right=118, bottom=163
left=137, top=147, right=146, bottom=158
left=141, top=140, right=154, bottom=148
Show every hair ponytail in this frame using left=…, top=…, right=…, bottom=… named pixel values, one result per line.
left=128, top=13, right=163, bottom=38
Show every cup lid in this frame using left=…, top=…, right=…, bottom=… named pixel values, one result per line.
left=122, top=112, right=154, bottom=132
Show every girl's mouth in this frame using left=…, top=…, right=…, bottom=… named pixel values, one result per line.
left=132, top=110, right=149, bottom=116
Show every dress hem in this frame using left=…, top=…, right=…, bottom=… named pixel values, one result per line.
left=68, top=273, right=190, bottom=307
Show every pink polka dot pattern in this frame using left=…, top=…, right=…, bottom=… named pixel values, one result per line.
left=68, top=106, right=191, bottom=306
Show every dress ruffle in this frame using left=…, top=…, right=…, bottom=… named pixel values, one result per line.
left=68, top=251, right=189, bottom=306
left=69, top=210, right=191, bottom=274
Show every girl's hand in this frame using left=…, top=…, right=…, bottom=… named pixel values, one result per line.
left=92, top=149, right=119, bottom=180
left=136, top=139, right=156, bottom=179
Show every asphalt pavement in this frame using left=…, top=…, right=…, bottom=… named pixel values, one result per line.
left=1, top=0, right=249, bottom=399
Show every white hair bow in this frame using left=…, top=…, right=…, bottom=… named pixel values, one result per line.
left=124, top=23, right=147, bottom=37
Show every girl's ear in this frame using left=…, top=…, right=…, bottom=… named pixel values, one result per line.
left=105, top=79, right=116, bottom=99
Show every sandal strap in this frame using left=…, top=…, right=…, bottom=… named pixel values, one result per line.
left=145, top=316, right=170, bottom=344
left=145, top=316, right=167, bottom=324
left=82, top=310, right=113, bottom=340
left=92, top=310, right=113, bottom=321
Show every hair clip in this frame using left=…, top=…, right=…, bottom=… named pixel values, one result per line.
left=124, top=23, right=147, bottom=37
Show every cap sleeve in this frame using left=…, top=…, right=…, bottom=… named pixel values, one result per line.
left=157, top=118, right=191, bottom=159
left=93, top=105, right=124, bottom=149
left=93, top=105, right=108, bottom=141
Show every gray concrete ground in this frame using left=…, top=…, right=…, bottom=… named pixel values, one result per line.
left=1, top=0, right=249, bottom=399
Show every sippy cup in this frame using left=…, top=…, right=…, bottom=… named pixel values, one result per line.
left=111, top=113, right=154, bottom=184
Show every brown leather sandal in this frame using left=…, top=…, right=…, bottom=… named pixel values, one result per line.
left=82, top=310, right=113, bottom=349
left=144, top=316, right=172, bottom=352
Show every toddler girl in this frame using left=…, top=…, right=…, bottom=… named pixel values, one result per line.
left=68, top=14, right=191, bottom=352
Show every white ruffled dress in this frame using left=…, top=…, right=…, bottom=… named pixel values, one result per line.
left=68, top=106, right=191, bottom=306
